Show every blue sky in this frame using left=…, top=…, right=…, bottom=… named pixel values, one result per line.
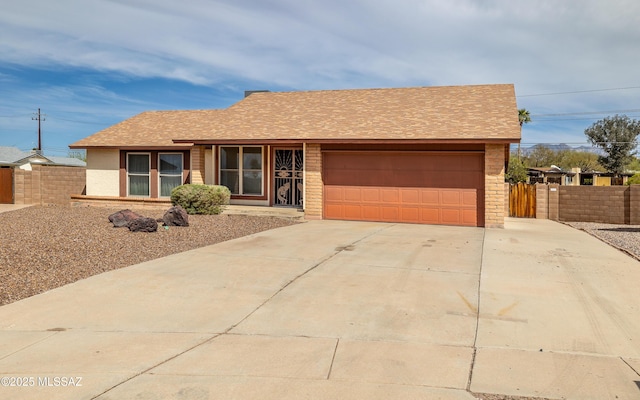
left=1, top=0, right=640, bottom=156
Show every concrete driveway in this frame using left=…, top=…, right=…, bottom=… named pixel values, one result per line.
left=0, top=218, right=639, bottom=399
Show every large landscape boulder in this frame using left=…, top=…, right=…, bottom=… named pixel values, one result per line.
left=127, top=217, right=158, bottom=233
left=108, top=209, right=142, bottom=228
left=162, top=205, right=189, bottom=227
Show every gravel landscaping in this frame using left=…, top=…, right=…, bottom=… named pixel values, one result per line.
left=564, top=221, right=640, bottom=260
left=0, top=205, right=299, bottom=306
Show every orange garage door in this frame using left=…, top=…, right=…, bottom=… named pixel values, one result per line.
left=323, top=152, right=484, bottom=226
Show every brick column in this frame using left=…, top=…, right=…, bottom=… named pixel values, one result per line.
left=536, top=184, right=549, bottom=219
left=548, top=184, right=559, bottom=220
left=484, top=144, right=506, bottom=228
left=304, top=144, right=323, bottom=219
left=190, top=146, right=205, bottom=184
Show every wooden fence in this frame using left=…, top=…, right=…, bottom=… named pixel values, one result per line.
left=509, top=182, right=536, bottom=218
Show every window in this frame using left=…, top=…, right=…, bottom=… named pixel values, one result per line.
left=220, top=146, right=263, bottom=195
left=159, top=153, right=183, bottom=197
left=127, top=154, right=150, bottom=196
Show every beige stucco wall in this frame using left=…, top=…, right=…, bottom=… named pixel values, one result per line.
left=86, top=149, right=119, bottom=196
left=594, top=176, right=611, bottom=186
left=204, top=147, right=213, bottom=185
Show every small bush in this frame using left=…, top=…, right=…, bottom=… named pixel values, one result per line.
left=170, top=184, right=231, bottom=215
left=626, top=173, right=640, bottom=185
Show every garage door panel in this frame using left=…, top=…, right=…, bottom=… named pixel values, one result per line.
left=361, top=188, right=380, bottom=202
left=462, top=209, right=477, bottom=224
left=441, top=209, right=462, bottom=225
left=361, top=205, right=380, bottom=220
left=420, top=189, right=440, bottom=205
left=324, top=186, right=345, bottom=202
left=343, top=205, right=362, bottom=219
left=440, top=190, right=462, bottom=206
left=420, top=208, right=440, bottom=224
left=400, top=189, right=420, bottom=203
left=323, top=151, right=483, bottom=227
left=462, top=191, right=477, bottom=206
left=324, top=204, right=344, bottom=218
left=401, top=207, right=419, bottom=222
left=380, top=206, right=400, bottom=221
left=380, top=189, right=400, bottom=203
left=344, top=188, right=362, bottom=201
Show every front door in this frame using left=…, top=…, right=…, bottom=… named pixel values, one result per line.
left=274, top=149, right=303, bottom=207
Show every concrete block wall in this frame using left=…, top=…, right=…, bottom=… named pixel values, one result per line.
left=535, top=184, right=549, bottom=219
left=535, top=184, right=640, bottom=225
left=484, top=144, right=506, bottom=228
left=14, top=165, right=86, bottom=205
left=304, top=144, right=323, bottom=219
left=558, top=186, right=628, bottom=224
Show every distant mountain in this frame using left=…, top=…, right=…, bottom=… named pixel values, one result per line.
left=517, top=143, right=603, bottom=156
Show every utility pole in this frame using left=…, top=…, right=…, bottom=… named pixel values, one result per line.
left=32, top=108, right=46, bottom=153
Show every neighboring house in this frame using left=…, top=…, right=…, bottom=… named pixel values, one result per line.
left=526, top=165, right=633, bottom=186
left=578, top=171, right=632, bottom=186
left=0, top=146, right=86, bottom=204
left=0, top=147, right=86, bottom=169
left=70, top=84, right=520, bottom=227
left=527, top=166, right=577, bottom=185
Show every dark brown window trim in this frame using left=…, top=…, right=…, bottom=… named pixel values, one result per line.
left=120, top=150, right=191, bottom=199
left=216, top=145, right=268, bottom=201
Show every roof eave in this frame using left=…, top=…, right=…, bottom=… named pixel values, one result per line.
left=174, top=138, right=520, bottom=145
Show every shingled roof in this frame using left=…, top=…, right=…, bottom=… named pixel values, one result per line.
left=70, top=84, right=520, bottom=148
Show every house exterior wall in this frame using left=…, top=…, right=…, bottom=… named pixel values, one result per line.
left=86, top=149, right=119, bottom=196
left=14, top=165, right=85, bottom=205
left=484, top=144, right=506, bottom=228
left=594, top=176, right=611, bottom=186
left=304, top=143, right=323, bottom=219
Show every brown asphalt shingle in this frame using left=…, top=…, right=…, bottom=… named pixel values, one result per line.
left=70, top=84, right=520, bottom=148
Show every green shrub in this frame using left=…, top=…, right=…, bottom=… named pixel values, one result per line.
left=626, top=173, right=640, bottom=185
left=170, top=184, right=231, bottom=215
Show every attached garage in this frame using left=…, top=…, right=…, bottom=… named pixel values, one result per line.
left=323, top=151, right=485, bottom=227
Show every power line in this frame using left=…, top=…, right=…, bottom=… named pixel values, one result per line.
left=518, top=86, right=640, bottom=97
left=533, top=109, right=640, bottom=117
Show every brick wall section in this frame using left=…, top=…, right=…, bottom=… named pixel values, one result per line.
left=484, top=144, right=505, bottom=228
left=631, top=186, right=640, bottom=225
left=14, top=165, right=86, bottom=205
left=558, top=186, right=629, bottom=224
left=304, top=144, right=323, bottom=219
left=548, top=184, right=559, bottom=220
left=535, top=184, right=549, bottom=219
left=191, top=146, right=205, bottom=184
left=503, top=183, right=510, bottom=217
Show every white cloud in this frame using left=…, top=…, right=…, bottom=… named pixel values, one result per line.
left=1, top=0, right=640, bottom=150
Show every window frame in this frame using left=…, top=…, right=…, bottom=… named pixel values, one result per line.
left=219, top=146, right=264, bottom=196
left=158, top=152, right=184, bottom=197
left=127, top=152, right=151, bottom=197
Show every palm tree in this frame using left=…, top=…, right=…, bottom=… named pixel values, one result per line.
left=518, top=108, right=531, bottom=127
left=517, top=108, right=531, bottom=159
